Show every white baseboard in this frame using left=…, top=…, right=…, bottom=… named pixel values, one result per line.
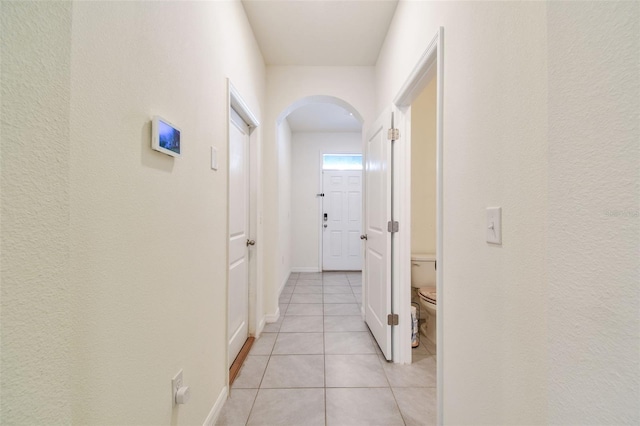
left=277, top=270, right=292, bottom=296
left=203, top=385, right=228, bottom=426
left=265, top=307, right=280, bottom=323
left=256, top=315, right=266, bottom=337
left=291, top=267, right=321, bottom=273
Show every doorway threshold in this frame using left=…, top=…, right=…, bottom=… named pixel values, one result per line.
left=229, top=337, right=255, bottom=386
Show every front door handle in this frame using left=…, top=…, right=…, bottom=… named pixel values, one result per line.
left=246, top=239, right=256, bottom=246
left=360, top=234, right=368, bottom=240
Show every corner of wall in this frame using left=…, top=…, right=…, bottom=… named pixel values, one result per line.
left=264, top=306, right=281, bottom=324
left=202, top=386, right=228, bottom=426
left=278, top=269, right=292, bottom=297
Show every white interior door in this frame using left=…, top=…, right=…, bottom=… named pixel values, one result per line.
left=322, top=170, right=363, bottom=271
left=228, top=108, right=250, bottom=368
left=364, top=109, right=393, bottom=360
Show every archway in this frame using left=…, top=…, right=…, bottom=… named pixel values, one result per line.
left=275, top=95, right=365, bottom=277
left=276, top=95, right=364, bottom=127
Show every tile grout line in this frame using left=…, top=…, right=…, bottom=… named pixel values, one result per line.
left=323, top=277, right=328, bottom=426
left=244, top=274, right=298, bottom=425
left=238, top=272, right=397, bottom=426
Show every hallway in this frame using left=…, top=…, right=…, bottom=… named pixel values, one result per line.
left=217, top=272, right=436, bottom=426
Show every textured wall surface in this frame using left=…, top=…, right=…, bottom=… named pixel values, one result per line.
left=2, top=1, right=265, bottom=424
left=68, top=2, right=264, bottom=423
left=1, top=2, right=73, bottom=424
left=378, top=0, right=639, bottom=424
left=547, top=2, right=640, bottom=423
left=411, top=77, right=437, bottom=256
left=290, top=132, right=362, bottom=270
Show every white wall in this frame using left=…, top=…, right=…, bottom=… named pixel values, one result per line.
left=263, top=66, right=375, bottom=315
left=2, top=1, right=265, bottom=424
left=546, top=2, right=639, bottom=423
left=378, top=1, right=639, bottom=424
left=381, top=4, right=549, bottom=422
left=277, top=119, right=293, bottom=291
left=1, top=2, right=73, bottom=423
left=410, top=78, right=437, bottom=256
left=291, top=132, right=363, bottom=271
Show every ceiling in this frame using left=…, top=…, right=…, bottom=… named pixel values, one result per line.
left=242, top=0, right=396, bottom=131
left=241, top=0, right=399, bottom=66
left=286, top=102, right=361, bottom=132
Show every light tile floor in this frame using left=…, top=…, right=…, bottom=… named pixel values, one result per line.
left=217, top=272, right=437, bottom=426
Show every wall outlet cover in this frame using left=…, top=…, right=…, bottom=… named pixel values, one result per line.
left=171, top=369, right=183, bottom=404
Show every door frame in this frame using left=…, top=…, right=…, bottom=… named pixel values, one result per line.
left=226, top=80, right=261, bottom=384
left=227, top=106, right=251, bottom=370
left=391, top=26, right=444, bottom=421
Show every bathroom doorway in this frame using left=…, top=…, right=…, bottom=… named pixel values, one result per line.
left=408, top=76, right=438, bottom=356
left=392, top=27, right=444, bottom=422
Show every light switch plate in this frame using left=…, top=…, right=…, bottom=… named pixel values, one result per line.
left=211, top=147, right=218, bottom=171
left=486, top=207, right=502, bottom=244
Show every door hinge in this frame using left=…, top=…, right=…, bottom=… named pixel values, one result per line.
left=387, top=128, right=400, bottom=141
left=387, top=314, right=399, bottom=326
left=387, top=221, right=399, bottom=233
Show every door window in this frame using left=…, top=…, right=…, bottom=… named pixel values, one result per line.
left=322, top=154, right=362, bottom=170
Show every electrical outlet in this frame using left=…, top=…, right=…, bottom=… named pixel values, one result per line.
left=172, top=370, right=183, bottom=404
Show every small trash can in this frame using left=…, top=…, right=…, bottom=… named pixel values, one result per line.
left=411, top=305, right=419, bottom=348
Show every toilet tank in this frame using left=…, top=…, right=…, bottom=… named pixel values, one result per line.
left=411, top=253, right=436, bottom=288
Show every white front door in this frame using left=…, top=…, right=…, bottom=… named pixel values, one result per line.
left=364, top=109, right=393, bottom=361
left=322, top=170, right=363, bottom=271
left=228, top=108, right=250, bottom=368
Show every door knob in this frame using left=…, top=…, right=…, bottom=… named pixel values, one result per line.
left=323, top=224, right=328, bottom=228
left=360, top=234, right=368, bottom=240
left=246, top=239, right=256, bottom=246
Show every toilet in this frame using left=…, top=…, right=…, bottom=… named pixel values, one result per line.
left=411, top=253, right=437, bottom=346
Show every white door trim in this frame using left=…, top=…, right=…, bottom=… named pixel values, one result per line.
left=227, top=80, right=261, bottom=383
left=391, top=27, right=444, bottom=424
left=317, top=151, right=324, bottom=272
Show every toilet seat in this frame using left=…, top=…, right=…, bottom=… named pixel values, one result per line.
left=418, top=286, right=436, bottom=305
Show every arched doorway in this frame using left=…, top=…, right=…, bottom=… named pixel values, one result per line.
left=275, top=96, right=364, bottom=274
